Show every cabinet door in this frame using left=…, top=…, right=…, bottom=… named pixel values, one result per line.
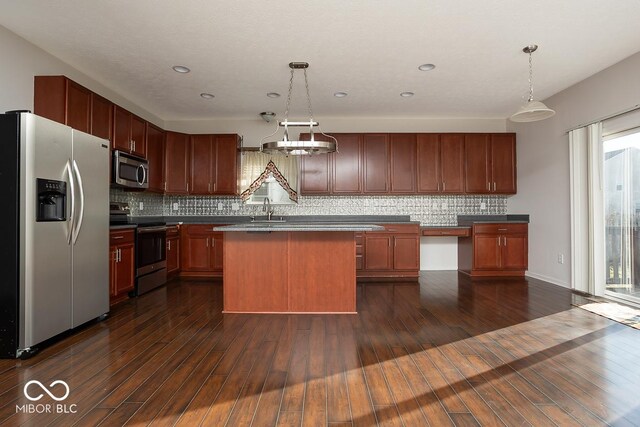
left=363, top=134, right=389, bottom=193
left=115, top=243, right=135, bottom=295
left=190, top=135, right=213, bottom=194
left=464, top=134, right=491, bottom=193
left=301, top=154, right=331, bottom=194
left=165, top=131, right=190, bottom=194
left=333, top=134, right=362, bottom=194
left=182, top=235, right=211, bottom=271
left=146, top=124, right=165, bottom=193
left=211, top=234, right=224, bottom=271
left=364, top=235, right=392, bottom=270
left=214, top=135, right=238, bottom=195
left=113, top=106, right=132, bottom=152
left=91, top=93, right=113, bottom=142
left=417, top=134, right=440, bottom=193
left=502, top=235, right=528, bottom=270
left=166, top=236, right=180, bottom=274
left=109, top=246, right=118, bottom=297
left=390, top=134, right=416, bottom=193
left=66, top=80, right=91, bottom=133
left=131, top=115, right=146, bottom=158
left=491, top=134, right=517, bottom=194
left=473, top=235, right=501, bottom=270
left=393, top=235, right=419, bottom=270
left=440, top=134, right=465, bottom=193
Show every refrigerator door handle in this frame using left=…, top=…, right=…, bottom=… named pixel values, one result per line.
left=66, top=159, right=75, bottom=245
left=72, top=160, right=85, bottom=245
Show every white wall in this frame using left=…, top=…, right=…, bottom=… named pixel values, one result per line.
left=0, top=24, right=163, bottom=127
left=507, top=51, right=640, bottom=288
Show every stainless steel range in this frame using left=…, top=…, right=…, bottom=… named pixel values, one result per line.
left=110, top=202, right=167, bottom=295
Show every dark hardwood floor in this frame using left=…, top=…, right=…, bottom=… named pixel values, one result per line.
left=1, top=272, right=640, bottom=426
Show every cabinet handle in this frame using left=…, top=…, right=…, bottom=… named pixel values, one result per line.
left=167, top=240, right=171, bottom=251
left=117, top=248, right=121, bottom=262
left=212, top=239, right=215, bottom=247
left=437, top=182, right=440, bottom=191
left=497, top=237, right=501, bottom=247
left=503, top=236, right=507, bottom=246
left=498, top=228, right=507, bottom=231
left=113, top=250, right=118, bottom=261
left=493, top=182, right=496, bottom=192
left=133, top=140, right=136, bottom=152
left=442, top=182, right=446, bottom=191
left=163, top=182, right=167, bottom=191
left=112, top=236, right=124, bottom=239
left=440, top=232, right=451, bottom=235
left=208, top=183, right=211, bottom=192
left=214, top=182, right=217, bottom=191
left=487, top=182, right=490, bottom=191
left=206, top=238, right=209, bottom=248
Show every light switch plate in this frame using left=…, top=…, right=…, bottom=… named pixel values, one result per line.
left=441, top=202, right=448, bottom=210
left=139, top=201, right=144, bottom=211
left=172, top=203, right=179, bottom=211
left=480, top=202, right=486, bottom=210
left=231, top=203, right=240, bottom=211
left=217, top=203, right=224, bottom=210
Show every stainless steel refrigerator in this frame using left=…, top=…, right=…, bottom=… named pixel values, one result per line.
left=0, top=112, right=109, bottom=358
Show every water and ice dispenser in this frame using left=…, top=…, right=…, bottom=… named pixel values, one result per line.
left=36, top=178, right=66, bottom=221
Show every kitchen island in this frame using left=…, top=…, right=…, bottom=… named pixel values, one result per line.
left=214, top=223, right=383, bottom=313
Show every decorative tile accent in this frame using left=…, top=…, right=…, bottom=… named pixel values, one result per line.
left=111, top=189, right=507, bottom=225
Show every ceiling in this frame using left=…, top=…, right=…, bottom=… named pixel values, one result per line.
left=1, top=0, right=640, bottom=121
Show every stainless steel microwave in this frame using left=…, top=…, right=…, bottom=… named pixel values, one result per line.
left=112, top=150, right=149, bottom=189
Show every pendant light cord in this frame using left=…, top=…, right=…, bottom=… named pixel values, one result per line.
left=528, top=50, right=534, bottom=102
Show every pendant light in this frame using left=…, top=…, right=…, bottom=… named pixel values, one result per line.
left=261, top=62, right=337, bottom=155
left=509, top=45, right=555, bottom=123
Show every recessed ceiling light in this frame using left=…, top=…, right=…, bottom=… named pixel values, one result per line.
left=400, top=91, right=415, bottom=97
left=200, top=93, right=215, bottom=99
left=267, top=92, right=281, bottom=98
left=334, top=92, right=348, bottom=98
left=172, top=65, right=191, bottom=73
left=418, top=63, right=436, bottom=71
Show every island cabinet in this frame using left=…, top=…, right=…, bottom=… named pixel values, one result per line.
left=189, top=134, right=240, bottom=195
left=417, top=134, right=465, bottom=193
left=34, top=75, right=92, bottom=133
left=359, top=223, right=420, bottom=280
left=180, top=224, right=224, bottom=277
left=109, top=229, right=135, bottom=305
left=458, top=222, right=528, bottom=277
left=464, top=133, right=516, bottom=194
left=164, top=131, right=190, bottom=194
left=113, top=105, right=146, bottom=158
left=166, top=225, right=181, bottom=277
left=146, top=123, right=165, bottom=193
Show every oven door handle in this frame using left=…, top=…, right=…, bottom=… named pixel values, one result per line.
left=137, top=226, right=168, bottom=234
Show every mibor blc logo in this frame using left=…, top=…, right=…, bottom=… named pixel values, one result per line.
left=16, top=380, right=77, bottom=414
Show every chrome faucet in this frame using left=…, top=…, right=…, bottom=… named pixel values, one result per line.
left=263, top=197, right=274, bottom=220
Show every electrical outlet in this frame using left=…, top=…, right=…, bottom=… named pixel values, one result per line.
left=480, top=202, right=487, bottom=210
left=231, top=203, right=240, bottom=211
left=139, top=201, right=144, bottom=211
left=558, top=253, right=564, bottom=264
left=217, top=203, right=224, bottom=210
left=441, top=202, right=448, bottom=210
left=172, top=203, right=179, bottom=211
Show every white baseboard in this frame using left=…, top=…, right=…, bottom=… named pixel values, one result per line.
left=525, top=272, right=570, bottom=288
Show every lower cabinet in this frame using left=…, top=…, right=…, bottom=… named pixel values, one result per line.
left=458, top=222, right=528, bottom=277
left=109, top=229, right=135, bottom=305
left=358, top=223, right=420, bottom=280
left=166, top=225, right=181, bottom=277
left=180, top=224, right=224, bottom=277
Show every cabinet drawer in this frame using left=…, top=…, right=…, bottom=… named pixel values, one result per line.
left=369, top=224, right=419, bottom=234
left=184, top=224, right=218, bottom=235
left=110, top=229, right=135, bottom=244
left=166, top=225, right=180, bottom=237
left=421, top=227, right=470, bottom=237
left=355, top=233, right=364, bottom=245
left=473, top=223, right=528, bottom=235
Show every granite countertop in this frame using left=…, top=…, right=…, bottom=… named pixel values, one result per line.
left=214, top=223, right=385, bottom=232
left=135, top=215, right=418, bottom=225
left=421, top=225, right=471, bottom=229
left=457, top=214, right=529, bottom=226
left=109, top=224, right=137, bottom=230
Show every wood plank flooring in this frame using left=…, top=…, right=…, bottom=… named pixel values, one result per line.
left=1, top=272, right=640, bottom=426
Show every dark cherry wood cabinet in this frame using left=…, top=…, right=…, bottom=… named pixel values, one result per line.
left=165, top=131, right=190, bottom=194
left=416, top=134, right=440, bottom=192
left=189, top=134, right=239, bottom=195
left=458, top=222, right=528, bottom=277
left=300, top=154, right=331, bottom=194
left=363, top=134, right=390, bottom=193
left=180, top=224, right=224, bottom=278
left=109, top=229, right=135, bottom=305
left=113, top=105, right=146, bottom=157
left=90, top=93, right=113, bottom=142
left=333, top=134, right=362, bottom=194
left=439, top=134, right=465, bottom=193
left=355, top=232, right=364, bottom=271
left=390, top=134, right=416, bottom=193
left=34, top=75, right=91, bottom=133
left=464, top=133, right=516, bottom=194
left=166, top=226, right=180, bottom=276
left=146, top=123, right=165, bottom=193
left=359, top=223, right=419, bottom=280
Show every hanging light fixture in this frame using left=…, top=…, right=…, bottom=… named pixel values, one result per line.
left=510, top=45, right=555, bottom=123
left=261, top=62, right=337, bottom=155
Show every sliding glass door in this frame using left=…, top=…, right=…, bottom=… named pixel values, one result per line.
left=604, top=128, right=640, bottom=302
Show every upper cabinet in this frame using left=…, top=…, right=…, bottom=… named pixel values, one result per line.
left=90, top=93, right=113, bottom=142
left=464, top=133, right=516, bottom=194
left=333, top=134, right=362, bottom=194
left=418, top=133, right=465, bottom=194
left=189, top=134, right=239, bottom=195
left=389, top=133, right=416, bottom=193
left=34, top=76, right=91, bottom=134
left=165, top=131, right=190, bottom=194
left=363, top=134, right=390, bottom=193
left=113, top=105, right=146, bottom=158
left=146, top=123, right=165, bottom=193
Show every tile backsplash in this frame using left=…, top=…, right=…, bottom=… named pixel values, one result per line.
left=111, top=189, right=507, bottom=225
